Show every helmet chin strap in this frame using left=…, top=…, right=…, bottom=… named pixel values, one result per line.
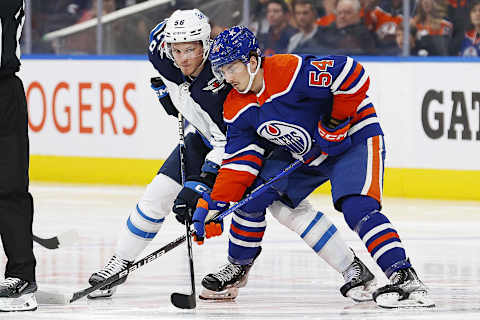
left=238, top=57, right=262, bottom=94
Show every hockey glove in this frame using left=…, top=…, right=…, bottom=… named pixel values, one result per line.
left=151, top=77, right=178, bottom=117
left=315, top=116, right=352, bottom=157
left=192, top=192, right=229, bottom=245
left=172, top=172, right=216, bottom=224
left=148, top=19, right=167, bottom=57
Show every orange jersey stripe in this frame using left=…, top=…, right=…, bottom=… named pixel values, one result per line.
left=367, top=135, right=381, bottom=203
left=222, top=154, right=263, bottom=167
left=340, top=63, right=363, bottom=91
left=211, top=168, right=257, bottom=202
left=367, top=231, right=399, bottom=252
left=230, top=224, right=265, bottom=239
left=332, top=77, right=370, bottom=120
left=351, top=105, right=376, bottom=124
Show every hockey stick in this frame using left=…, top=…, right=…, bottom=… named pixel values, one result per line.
left=170, top=112, right=197, bottom=309
left=66, top=158, right=304, bottom=304
left=33, top=230, right=79, bottom=250
left=150, top=76, right=196, bottom=308
left=68, top=234, right=186, bottom=303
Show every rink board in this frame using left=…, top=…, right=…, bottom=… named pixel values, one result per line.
left=21, top=56, right=480, bottom=200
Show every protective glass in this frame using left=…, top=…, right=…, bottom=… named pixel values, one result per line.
left=212, top=60, right=245, bottom=80
left=168, top=43, right=204, bottom=61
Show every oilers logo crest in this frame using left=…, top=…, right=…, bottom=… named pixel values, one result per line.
left=257, top=121, right=312, bottom=156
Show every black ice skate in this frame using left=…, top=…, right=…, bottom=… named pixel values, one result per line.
left=199, top=262, right=254, bottom=300
left=200, top=247, right=262, bottom=301
left=87, top=255, right=132, bottom=299
left=340, top=256, right=376, bottom=302
left=0, top=277, right=38, bottom=312
left=373, top=267, right=435, bottom=308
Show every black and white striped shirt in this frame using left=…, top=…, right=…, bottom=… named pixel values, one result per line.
left=0, top=0, right=25, bottom=77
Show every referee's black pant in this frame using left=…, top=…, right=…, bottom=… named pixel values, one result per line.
left=0, top=74, right=36, bottom=282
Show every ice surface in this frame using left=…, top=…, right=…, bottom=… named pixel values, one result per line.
left=1, top=183, right=479, bottom=319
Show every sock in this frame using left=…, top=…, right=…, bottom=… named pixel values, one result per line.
left=342, top=195, right=411, bottom=277
left=269, top=200, right=354, bottom=273
left=228, top=210, right=266, bottom=265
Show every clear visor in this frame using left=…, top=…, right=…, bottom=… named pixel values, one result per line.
left=212, top=60, right=244, bottom=81
left=167, top=43, right=204, bottom=61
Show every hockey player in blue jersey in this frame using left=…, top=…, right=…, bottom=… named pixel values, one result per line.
left=191, top=26, right=435, bottom=308
left=86, top=10, right=375, bottom=302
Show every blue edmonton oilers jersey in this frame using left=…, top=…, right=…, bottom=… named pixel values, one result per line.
left=210, top=54, right=384, bottom=202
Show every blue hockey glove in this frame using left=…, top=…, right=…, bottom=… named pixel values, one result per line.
left=148, top=19, right=167, bottom=56
left=192, top=193, right=229, bottom=245
left=172, top=173, right=215, bottom=225
left=315, top=116, right=352, bottom=157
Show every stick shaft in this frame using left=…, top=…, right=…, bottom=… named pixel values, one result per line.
left=70, top=234, right=186, bottom=303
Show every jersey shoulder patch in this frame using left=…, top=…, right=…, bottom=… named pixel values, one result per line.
left=223, top=90, right=258, bottom=123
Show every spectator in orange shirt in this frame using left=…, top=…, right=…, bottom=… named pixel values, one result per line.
left=413, top=0, right=453, bottom=56
left=364, top=0, right=405, bottom=54
left=316, top=0, right=337, bottom=27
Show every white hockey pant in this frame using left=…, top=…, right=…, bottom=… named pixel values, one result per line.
left=115, top=173, right=181, bottom=261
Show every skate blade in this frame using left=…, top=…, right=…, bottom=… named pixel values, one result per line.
left=199, top=288, right=238, bottom=301
left=375, top=291, right=435, bottom=309
left=87, top=287, right=117, bottom=299
left=346, top=280, right=376, bottom=302
left=0, top=293, right=38, bottom=312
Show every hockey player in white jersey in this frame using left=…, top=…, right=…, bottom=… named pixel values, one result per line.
left=86, top=9, right=375, bottom=302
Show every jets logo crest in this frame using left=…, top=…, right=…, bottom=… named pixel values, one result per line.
left=203, top=78, right=225, bottom=93
left=257, top=121, right=312, bottom=156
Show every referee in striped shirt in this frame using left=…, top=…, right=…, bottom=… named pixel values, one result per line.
left=0, top=0, right=37, bottom=312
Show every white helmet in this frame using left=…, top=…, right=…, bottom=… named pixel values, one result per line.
left=163, top=9, right=212, bottom=63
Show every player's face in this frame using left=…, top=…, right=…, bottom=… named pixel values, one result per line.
left=471, top=4, right=480, bottom=28
left=171, top=42, right=204, bottom=77
left=219, top=60, right=249, bottom=92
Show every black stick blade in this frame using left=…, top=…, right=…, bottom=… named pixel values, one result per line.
left=33, top=235, right=60, bottom=249
left=170, top=292, right=196, bottom=309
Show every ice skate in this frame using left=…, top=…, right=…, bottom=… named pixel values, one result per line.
left=199, top=261, right=255, bottom=300
left=87, top=256, right=132, bottom=299
left=200, top=247, right=261, bottom=301
left=340, top=256, right=376, bottom=302
left=0, top=277, right=37, bottom=312
left=373, top=267, right=435, bottom=308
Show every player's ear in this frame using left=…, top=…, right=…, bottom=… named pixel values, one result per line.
left=249, top=55, right=258, bottom=69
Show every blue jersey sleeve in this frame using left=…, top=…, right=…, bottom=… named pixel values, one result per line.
left=296, top=55, right=371, bottom=120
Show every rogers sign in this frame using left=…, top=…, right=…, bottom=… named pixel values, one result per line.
left=25, top=80, right=138, bottom=136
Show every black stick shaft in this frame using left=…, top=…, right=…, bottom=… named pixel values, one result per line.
left=175, top=113, right=197, bottom=306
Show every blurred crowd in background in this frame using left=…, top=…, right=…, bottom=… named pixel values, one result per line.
left=26, top=0, right=480, bottom=57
